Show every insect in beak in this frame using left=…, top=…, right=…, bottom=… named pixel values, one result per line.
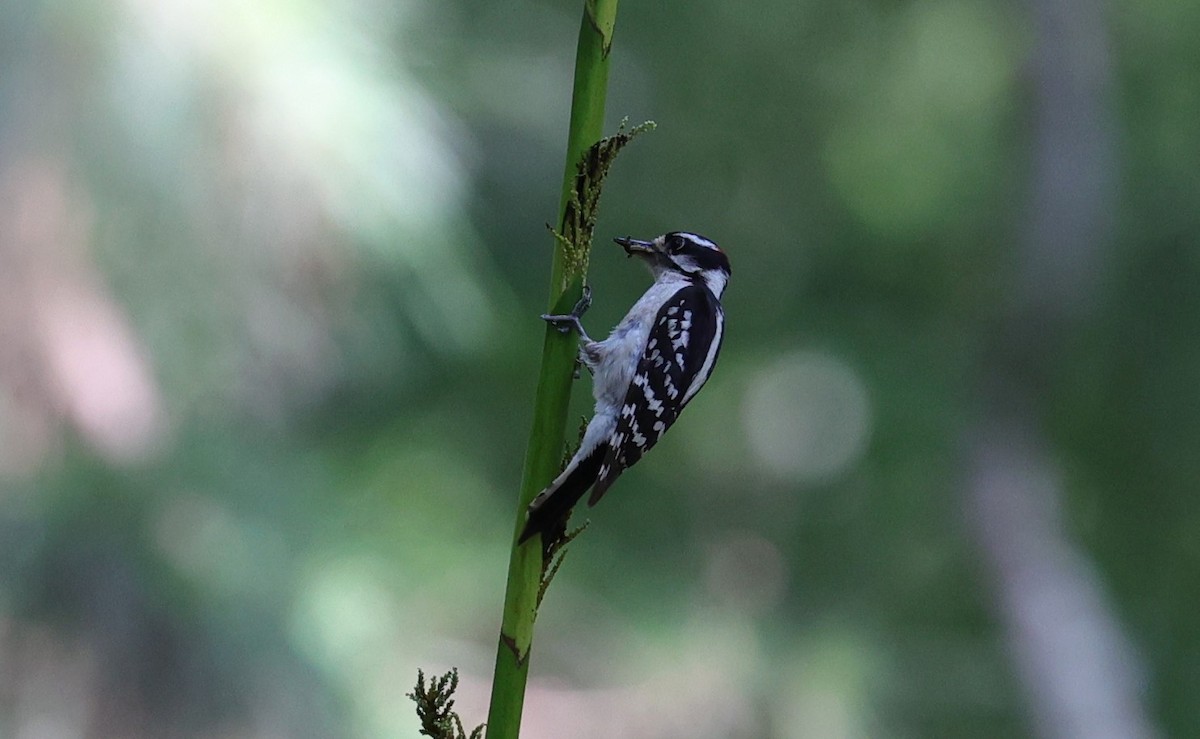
left=614, top=236, right=655, bottom=258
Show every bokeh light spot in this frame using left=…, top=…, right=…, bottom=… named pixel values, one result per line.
left=704, top=532, right=788, bottom=614
left=290, top=557, right=399, bottom=674
left=741, top=351, right=872, bottom=483
left=822, top=0, right=1018, bottom=235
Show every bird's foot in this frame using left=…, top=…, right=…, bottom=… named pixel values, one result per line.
left=541, top=286, right=593, bottom=340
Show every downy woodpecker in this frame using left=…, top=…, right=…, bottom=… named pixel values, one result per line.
left=520, top=232, right=731, bottom=543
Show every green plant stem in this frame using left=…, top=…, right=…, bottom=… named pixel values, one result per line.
left=484, top=2, right=619, bottom=737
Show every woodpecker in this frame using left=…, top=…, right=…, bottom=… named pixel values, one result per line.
left=519, top=232, right=731, bottom=543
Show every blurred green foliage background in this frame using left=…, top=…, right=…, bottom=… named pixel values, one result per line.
left=0, top=0, right=1197, bottom=737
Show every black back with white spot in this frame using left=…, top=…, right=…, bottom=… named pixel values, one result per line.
left=588, top=282, right=724, bottom=504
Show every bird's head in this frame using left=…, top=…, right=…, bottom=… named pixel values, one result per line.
left=614, top=231, right=731, bottom=298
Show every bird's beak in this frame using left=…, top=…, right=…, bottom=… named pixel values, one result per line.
left=614, top=236, right=656, bottom=257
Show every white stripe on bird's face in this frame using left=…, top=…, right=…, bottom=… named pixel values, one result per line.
left=674, top=232, right=717, bottom=250
left=669, top=254, right=700, bottom=274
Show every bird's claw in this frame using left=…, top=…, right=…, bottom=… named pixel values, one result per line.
left=574, top=285, right=592, bottom=318
left=540, top=285, right=592, bottom=336
left=540, top=313, right=579, bottom=334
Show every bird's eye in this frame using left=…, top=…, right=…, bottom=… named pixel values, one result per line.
left=667, top=235, right=686, bottom=253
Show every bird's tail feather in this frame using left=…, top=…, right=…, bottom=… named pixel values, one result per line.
left=518, top=446, right=604, bottom=544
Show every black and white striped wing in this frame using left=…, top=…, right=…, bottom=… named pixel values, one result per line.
left=588, top=284, right=725, bottom=505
